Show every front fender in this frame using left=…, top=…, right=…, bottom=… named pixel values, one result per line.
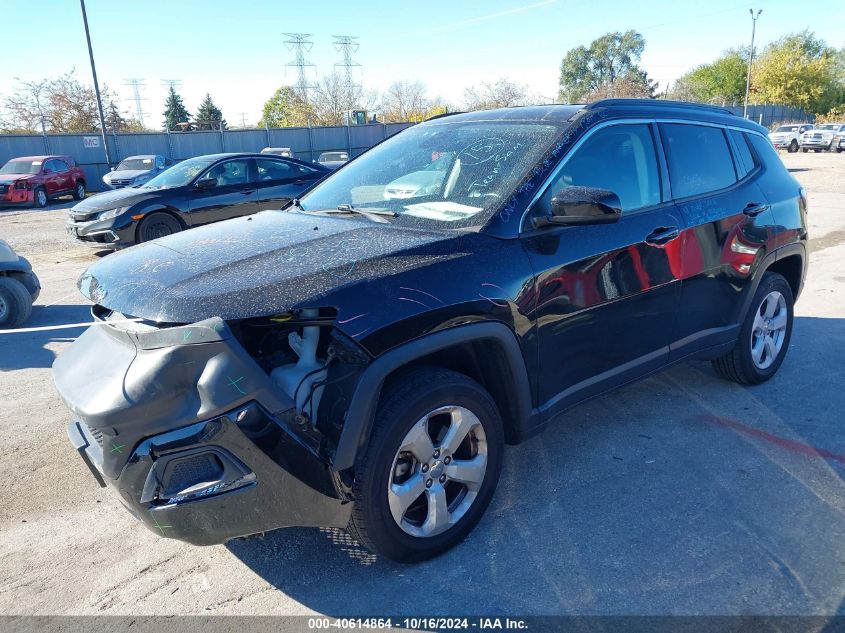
left=332, top=321, right=533, bottom=471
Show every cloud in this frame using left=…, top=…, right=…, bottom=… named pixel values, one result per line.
left=425, top=0, right=558, bottom=34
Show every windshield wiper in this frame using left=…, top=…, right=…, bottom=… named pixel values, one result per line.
left=313, top=204, right=397, bottom=223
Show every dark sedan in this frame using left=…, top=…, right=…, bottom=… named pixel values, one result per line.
left=66, top=153, right=329, bottom=248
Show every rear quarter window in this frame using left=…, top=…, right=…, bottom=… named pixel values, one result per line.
left=729, top=129, right=757, bottom=179
left=660, top=123, right=737, bottom=199
left=747, top=133, right=789, bottom=175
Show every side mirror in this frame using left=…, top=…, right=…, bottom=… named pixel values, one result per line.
left=195, top=177, right=217, bottom=190
left=535, top=186, right=622, bottom=228
left=110, top=166, right=116, bottom=172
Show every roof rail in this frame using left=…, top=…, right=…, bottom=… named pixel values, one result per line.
left=425, top=111, right=465, bottom=122
left=586, top=99, right=735, bottom=116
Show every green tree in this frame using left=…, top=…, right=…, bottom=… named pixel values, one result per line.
left=753, top=31, right=844, bottom=114
left=195, top=93, right=226, bottom=130
left=671, top=48, right=748, bottom=104
left=259, top=86, right=314, bottom=127
left=163, top=86, right=190, bottom=131
left=558, top=31, right=656, bottom=102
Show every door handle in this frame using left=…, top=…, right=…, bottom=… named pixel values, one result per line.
left=645, top=226, right=680, bottom=245
left=743, top=202, right=770, bottom=217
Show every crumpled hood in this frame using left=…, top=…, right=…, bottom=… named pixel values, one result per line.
left=78, top=210, right=458, bottom=323
left=0, top=174, right=33, bottom=185
left=71, top=186, right=163, bottom=212
left=106, top=169, right=151, bottom=181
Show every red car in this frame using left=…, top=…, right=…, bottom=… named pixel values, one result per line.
left=0, top=155, right=86, bottom=208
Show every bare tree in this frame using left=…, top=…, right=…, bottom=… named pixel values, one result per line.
left=463, top=78, right=528, bottom=111
left=382, top=80, right=430, bottom=122
left=1, top=70, right=130, bottom=133
left=308, top=72, right=378, bottom=125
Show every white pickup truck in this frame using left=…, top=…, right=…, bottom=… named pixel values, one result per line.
left=801, top=123, right=845, bottom=152
left=768, top=123, right=814, bottom=153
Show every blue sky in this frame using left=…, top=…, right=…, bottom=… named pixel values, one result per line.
left=2, top=0, right=843, bottom=127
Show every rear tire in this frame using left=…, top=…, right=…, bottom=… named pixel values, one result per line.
left=711, top=272, right=793, bottom=385
left=801, top=148, right=809, bottom=153
left=788, top=140, right=799, bottom=153
left=33, top=187, right=47, bottom=208
left=348, top=367, right=504, bottom=562
left=137, top=212, right=182, bottom=243
left=0, top=276, right=34, bottom=329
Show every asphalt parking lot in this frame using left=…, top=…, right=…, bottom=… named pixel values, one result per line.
left=1, top=151, right=844, bottom=617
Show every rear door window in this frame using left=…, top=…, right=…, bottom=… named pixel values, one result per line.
left=660, top=124, right=737, bottom=199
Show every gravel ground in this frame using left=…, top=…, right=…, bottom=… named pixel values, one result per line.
left=0, top=152, right=844, bottom=617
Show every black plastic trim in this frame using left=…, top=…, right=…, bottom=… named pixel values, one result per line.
left=333, top=322, right=532, bottom=471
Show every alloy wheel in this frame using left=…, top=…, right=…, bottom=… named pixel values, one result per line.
left=388, top=405, right=488, bottom=538
left=750, top=290, right=787, bottom=370
left=36, top=190, right=47, bottom=207
left=0, top=296, right=7, bottom=321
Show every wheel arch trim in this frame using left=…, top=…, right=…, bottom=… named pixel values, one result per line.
left=332, top=322, right=532, bottom=472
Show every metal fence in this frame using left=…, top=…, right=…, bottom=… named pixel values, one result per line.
left=722, top=104, right=814, bottom=128
left=0, top=122, right=414, bottom=192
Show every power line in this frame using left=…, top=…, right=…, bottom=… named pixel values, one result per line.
left=283, top=33, right=316, bottom=99
left=123, top=78, right=147, bottom=127
left=237, top=112, right=249, bottom=128
left=160, top=79, right=182, bottom=91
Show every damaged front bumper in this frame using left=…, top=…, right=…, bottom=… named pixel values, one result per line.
left=53, top=313, right=351, bottom=545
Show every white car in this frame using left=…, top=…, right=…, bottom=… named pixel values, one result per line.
left=768, top=123, right=813, bottom=153
left=801, top=123, right=845, bottom=152
left=103, top=155, right=168, bottom=189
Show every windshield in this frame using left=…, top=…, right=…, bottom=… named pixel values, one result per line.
left=817, top=124, right=837, bottom=130
left=141, top=156, right=215, bottom=189
left=299, top=121, right=561, bottom=229
left=0, top=160, right=41, bottom=175
left=116, top=157, right=155, bottom=171
left=774, top=126, right=799, bottom=133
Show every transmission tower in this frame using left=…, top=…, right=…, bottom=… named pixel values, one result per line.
left=283, top=33, right=316, bottom=99
left=160, top=79, right=182, bottom=91
left=124, top=78, right=147, bottom=127
left=332, top=35, right=361, bottom=91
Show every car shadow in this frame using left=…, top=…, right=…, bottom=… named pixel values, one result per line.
left=225, top=316, right=845, bottom=616
left=0, top=303, right=92, bottom=371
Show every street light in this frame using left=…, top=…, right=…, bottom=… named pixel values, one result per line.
left=743, top=8, right=762, bottom=119
left=78, top=0, right=113, bottom=166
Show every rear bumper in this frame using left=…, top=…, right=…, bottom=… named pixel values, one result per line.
left=54, top=316, right=351, bottom=545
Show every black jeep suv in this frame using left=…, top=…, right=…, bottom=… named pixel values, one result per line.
left=53, top=100, right=807, bottom=562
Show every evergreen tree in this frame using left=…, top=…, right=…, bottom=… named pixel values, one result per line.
left=195, top=93, right=226, bottom=130
left=163, top=86, right=190, bottom=131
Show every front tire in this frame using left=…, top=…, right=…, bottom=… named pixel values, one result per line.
left=33, top=187, right=47, bottom=208
left=348, top=367, right=504, bottom=562
left=137, top=212, right=182, bottom=243
left=712, top=272, right=793, bottom=385
left=802, top=148, right=809, bottom=153
left=73, top=181, right=85, bottom=200
left=0, top=276, right=34, bottom=328
left=788, top=140, right=799, bottom=153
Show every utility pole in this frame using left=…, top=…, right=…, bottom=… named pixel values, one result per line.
left=78, top=0, right=112, bottom=166
left=238, top=112, right=248, bottom=128
left=124, top=78, right=147, bottom=127
left=743, top=8, right=762, bottom=119
left=284, top=33, right=316, bottom=100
